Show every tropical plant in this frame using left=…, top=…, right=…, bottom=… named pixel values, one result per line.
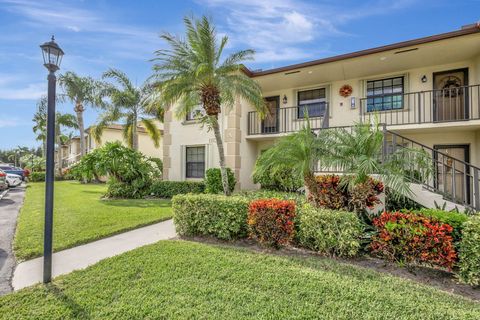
left=319, top=121, right=432, bottom=199
left=150, top=15, right=266, bottom=195
left=253, top=121, right=328, bottom=204
left=32, top=98, right=47, bottom=157
left=92, top=69, right=161, bottom=150
left=58, top=71, right=101, bottom=157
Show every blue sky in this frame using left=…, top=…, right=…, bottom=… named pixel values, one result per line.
left=0, top=0, right=478, bottom=149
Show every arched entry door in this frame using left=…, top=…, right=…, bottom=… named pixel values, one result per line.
left=433, top=68, right=469, bottom=122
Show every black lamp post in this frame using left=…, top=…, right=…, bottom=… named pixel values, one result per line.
left=40, top=36, right=64, bottom=283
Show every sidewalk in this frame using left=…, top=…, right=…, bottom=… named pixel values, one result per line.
left=0, top=187, right=25, bottom=295
left=12, top=219, right=177, bottom=290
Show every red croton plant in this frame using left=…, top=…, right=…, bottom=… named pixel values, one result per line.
left=247, top=199, right=296, bottom=248
left=370, top=211, right=457, bottom=270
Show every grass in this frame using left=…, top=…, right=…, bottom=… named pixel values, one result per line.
left=0, top=240, right=479, bottom=319
left=14, top=181, right=172, bottom=261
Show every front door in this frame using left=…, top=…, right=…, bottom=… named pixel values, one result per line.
left=434, top=145, right=470, bottom=205
left=262, top=96, right=279, bottom=134
left=433, top=68, right=469, bottom=121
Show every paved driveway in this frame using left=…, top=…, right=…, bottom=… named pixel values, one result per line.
left=0, top=186, right=25, bottom=295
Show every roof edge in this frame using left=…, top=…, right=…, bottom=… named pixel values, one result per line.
left=244, top=23, right=480, bottom=77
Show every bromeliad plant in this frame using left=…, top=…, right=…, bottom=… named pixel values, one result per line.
left=150, top=15, right=266, bottom=195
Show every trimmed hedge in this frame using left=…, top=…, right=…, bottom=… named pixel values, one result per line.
left=29, top=172, right=45, bottom=182
left=172, top=194, right=249, bottom=240
left=150, top=180, right=205, bottom=198
left=458, top=215, right=480, bottom=286
left=298, top=204, right=362, bottom=257
left=205, top=168, right=236, bottom=194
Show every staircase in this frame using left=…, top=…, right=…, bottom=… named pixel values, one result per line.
left=385, top=129, right=479, bottom=212
left=314, top=125, right=480, bottom=212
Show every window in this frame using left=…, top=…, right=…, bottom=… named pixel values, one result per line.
left=185, top=146, right=205, bottom=178
left=366, top=76, right=404, bottom=112
left=186, top=105, right=206, bottom=121
left=297, top=88, right=326, bottom=118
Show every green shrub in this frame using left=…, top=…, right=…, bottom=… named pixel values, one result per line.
left=238, top=190, right=305, bottom=205
left=458, top=215, right=480, bottom=286
left=253, top=163, right=303, bottom=192
left=247, top=199, right=296, bottom=248
left=150, top=180, right=205, bottom=198
left=414, top=208, right=468, bottom=243
left=71, top=142, right=159, bottom=198
left=298, top=204, right=362, bottom=257
left=172, top=194, right=249, bottom=240
left=205, top=168, right=236, bottom=194
left=29, top=171, right=45, bottom=182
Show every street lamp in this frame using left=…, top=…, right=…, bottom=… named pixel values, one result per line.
left=40, top=36, right=64, bottom=283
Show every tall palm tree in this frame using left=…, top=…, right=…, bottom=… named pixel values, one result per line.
left=32, top=96, right=77, bottom=175
left=150, top=15, right=265, bottom=195
left=33, top=97, right=47, bottom=157
left=92, top=68, right=161, bottom=150
left=58, top=71, right=100, bottom=158
left=254, top=121, right=328, bottom=204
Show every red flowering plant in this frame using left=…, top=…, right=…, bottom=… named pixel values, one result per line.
left=370, top=211, right=457, bottom=270
left=247, top=199, right=296, bottom=248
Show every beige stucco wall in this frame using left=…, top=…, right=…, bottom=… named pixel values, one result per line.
left=163, top=40, right=480, bottom=190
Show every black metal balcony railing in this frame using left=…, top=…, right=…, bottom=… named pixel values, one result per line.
left=314, top=125, right=480, bottom=211
left=360, top=84, right=480, bottom=126
left=247, top=103, right=329, bottom=135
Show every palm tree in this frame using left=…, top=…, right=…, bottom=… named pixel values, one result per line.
left=58, top=71, right=100, bottom=158
left=32, top=96, right=77, bottom=174
left=92, top=69, right=161, bottom=150
left=320, top=121, right=432, bottom=198
left=33, top=98, right=48, bottom=157
left=150, top=15, right=265, bottom=195
left=253, top=121, right=328, bottom=204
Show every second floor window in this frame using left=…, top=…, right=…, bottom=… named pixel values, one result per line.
left=366, top=76, right=404, bottom=112
left=186, top=105, right=206, bottom=121
left=185, top=146, right=205, bottom=178
left=297, top=88, right=326, bottom=118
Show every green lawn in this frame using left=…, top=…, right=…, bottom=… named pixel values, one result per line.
left=14, top=181, right=172, bottom=260
left=1, top=240, right=478, bottom=319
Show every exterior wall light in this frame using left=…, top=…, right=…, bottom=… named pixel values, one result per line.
left=282, top=94, right=288, bottom=105
left=421, top=75, right=427, bottom=83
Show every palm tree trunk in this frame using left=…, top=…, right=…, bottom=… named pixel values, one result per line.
left=75, top=102, right=86, bottom=157
left=211, top=116, right=231, bottom=196
left=132, top=124, right=138, bottom=150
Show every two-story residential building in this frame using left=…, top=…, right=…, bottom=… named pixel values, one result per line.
left=163, top=23, right=480, bottom=210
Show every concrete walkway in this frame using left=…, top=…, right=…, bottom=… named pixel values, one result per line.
left=0, top=187, right=25, bottom=295
left=12, top=219, right=177, bottom=291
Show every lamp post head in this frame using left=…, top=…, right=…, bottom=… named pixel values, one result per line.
left=40, top=36, right=64, bottom=72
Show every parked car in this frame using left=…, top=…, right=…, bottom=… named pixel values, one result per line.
left=6, top=173, right=22, bottom=188
left=0, top=170, right=7, bottom=191
left=0, top=165, right=27, bottom=180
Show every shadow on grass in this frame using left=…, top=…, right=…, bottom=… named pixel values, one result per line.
left=46, top=284, right=90, bottom=319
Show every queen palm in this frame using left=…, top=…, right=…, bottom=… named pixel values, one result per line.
left=150, top=15, right=265, bottom=195
left=92, top=69, right=161, bottom=151
left=33, top=97, right=47, bottom=157
left=58, top=71, right=100, bottom=157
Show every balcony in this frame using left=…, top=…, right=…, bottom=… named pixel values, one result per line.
left=247, top=103, right=329, bottom=136
left=360, top=84, right=480, bottom=127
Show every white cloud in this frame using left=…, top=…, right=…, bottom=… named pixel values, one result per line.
left=202, top=0, right=415, bottom=66
left=0, top=82, right=44, bottom=100
left=0, top=116, right=29, bottom=127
